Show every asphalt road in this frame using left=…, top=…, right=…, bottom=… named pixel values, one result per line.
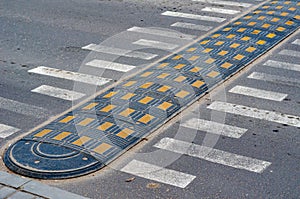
left=0, top=0, right=299, bottom=198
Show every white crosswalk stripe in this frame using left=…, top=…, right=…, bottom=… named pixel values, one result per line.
left=28, top=66, right=111, bottom=86
left=171, top=22, right=213, bottom=31
left=0, top=124, right=20, bottom=138
left=292, top=39, right=300, bottom=46
left=229, top=85, right=287, bottom=101
left=154, top=138, right=271, bottom=173
left=247, top=72, right=300, bottom=87
left=31, top=85, right=85, bottom=101
left=279, top=49, right=300, bottom=58
left=85, top=60, right=136, bottom=72
left=127, top=26, right=195, bottom=40
left=208, top=101, right=300, bottom=127
left=161, top=11, right=226, bottom=23
left=202, top=7, right=240, bottom=15
left=121, top=160, right=196, bottom=188
left=263, top=60, right=300, bottom=72
left=181, top=118, right=247, bottom=138
left=133, top=39, right=178, bottom=50
left=82, top=44, right=157, bottom=60
left=192, top=0, right=252, bottom=8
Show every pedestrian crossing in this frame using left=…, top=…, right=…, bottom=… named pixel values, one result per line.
left=161, top=11, right=226, bottom=23
left=0, top=124, right=19, bottom=139
left=192, top=0, right=252, bottom=8
left=201, top=7, right=241, bottom=15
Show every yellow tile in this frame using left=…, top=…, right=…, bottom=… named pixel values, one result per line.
left=234, top=21, right=242, bottom=25
left=205, top=58, right=215, bottom=64
left=119, top=108, right=135, bottom=117
left=214, top=41, right=224, bottom=46
left=174, top=64, right=186, bottom=69
left=202, top=48, right=213, bottom=53
left=139, top=96, right=154, bottom=104
left=140, top=82, right=153, bottom=89
left=138, top=114, right=154, bottom=124
left=189, top=56, right=200, bottom=61
left=157, top=102, right=173, bottom=111
left=280, top=12, right=289, bottom=16
left=247, top=22, right=256, bottom=26
left=251, top=30, right=261, bottom=35
left=34, top=129, right=52, bottom=138
left=230, top=43, right=240, bottom=48
left=116, top=128, right=134, bottom=139
left=253, top=10, right=262, bottom=14
left=245, top=47, right=256, bottom=53
left=298, top=2, right=300, bottom=6
left=100, top=105, right=116, bottom=112
left=285, top=21, right=294, bottom=26
left=157, top=73, right=170, bottom=79
left=172, top=55, right=183, bottom=60
left=237, top=28, right=246, bottom=32
left=267, top=11, right=275, bottom=15
left=212, top=34, right=221, bottom=38
left=141, top=72, right=153, bottom=77
left=223, top=27, right=232, bottom=31
left=123, top=81, right=136, bottom=87
left=103, top=91, right=117, bottom=98
left=218, top=50, right=228, bottom=56
left=190, top=67, right=202, bottom=73
left=82, top=103, right=98, bottom=110
left=234, top=54, right=245, bottom=61
left=207, top=71, right=220, bottom=78
left=53, top=132, right=71, bottom=141
left=186, top=47, right=196, bottom=52
left=284, top=1, right=291, bottom=4
left=244, top=15, right=252, bottom=19
left=275, top=6, right=283, bottom=9
left=93, top=143, right=112, bottom=154
left=221, top=62, right=233, bottom=69
left=288, top=7, right=296, bottom=11
left=257, top=16, right=266, bottom=20
left=59, top=116, right=75, bottom=123
left=266, top=33, right=276, bottom=38
left=256, top=40, right=266, bottom=45
left=72, top=136, right=91, bottom=146
left=262, top=23, right=271, bottom=28
left=158, top=63, right=169, bottom=68
left=295, top=15, right=300, bottom=20
left=262, top=6, right=270, bottom=9
left=271, top=18, right=280, bottom=22
left=241, top=36, right=251, bottom=41
left=121, top=93, right=136, bottom=100
left=175, top=90, right=190, bottom=98
left=192, top=80, right=205, bottom=88
left=157, top=85, right=171, bottom=92
left=276, top=27, right=286, bottom=32
left=97, top=122, right=114, bottom=131
left=174, top=76, right=187, bottom=82
left=200, top=40, right=210, bottom=45
left=78, top=118, right=95, bottom=126
left=271, top=0, right=278, bottom=3
left=226, top=34, right=236, bottom=39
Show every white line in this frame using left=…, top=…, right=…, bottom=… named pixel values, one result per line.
left=31, top=85, right=85, bottom=101
left=127, top=26, right=195, bottom=40
left=229, top=85, right=287, bottom=101
left=181, top=118, right=247, bottom=138
left=171, top=22, right=213, bottom=31
left=82, top=44, right=157, bottom=60
left=292, top=39, right=300, bottom=46
left=121, top=160, right=196, bottom=188
left=133, top=39, right=178, bottom=50
left=263, top=60, right=300, bottom=72
left=279, top=50, right=300, bottom=58
left=154, top=138, right=271, bottom=173
left=207, top=101, right=300, bottom=127
left=202, top=7, right=240, bottom=15
left=0, top=124, right=20, bottom=138
left=192, top=0, right=252, bottom=8
left=28, top=66, right=111, bottom=86
left=161, top=11, right=226, bottom=23
left=0, top=96, right=49, bottom=118
left=248, top=72, right=300, bottom=87
left=86, top=60, right=136, bottom=72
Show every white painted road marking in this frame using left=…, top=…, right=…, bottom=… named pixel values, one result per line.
left=229, top=85, right=287, bottom=101
left=127, top=26, right=195, bottom=40
left=0, top=96, right=49, bottom=118
left=0, top=124, right=20, bottom=138
left=121, top=160, right=196, bottom=188
left=202, top=7, right=240, bottom=15
left=154, top=138, right=271, bottom=173
left=31, top=85, right=85, bottom=101
left=161, top=11, right=226, bottom=23
left=82, top=44, right=157, bottom=60
left=171, top=22, right=213, bottom=31
left=29, top=66, right=111, bottom=86
left=192, top=0, right=252, bottom=8
left=133, top=39, right=178, bottom=50
left=248, top=72, right=300, bottom=87
left=292, top=39, right=300, bottom=46
left=86, top=60, right=136, bottom=72
left=181, top=118, right=247, bottom=138
left=279, top=49, right=300, bottom=58
left=263, top=60, right=300, bottom=72
left=208, top=101, right=300, bottom=127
